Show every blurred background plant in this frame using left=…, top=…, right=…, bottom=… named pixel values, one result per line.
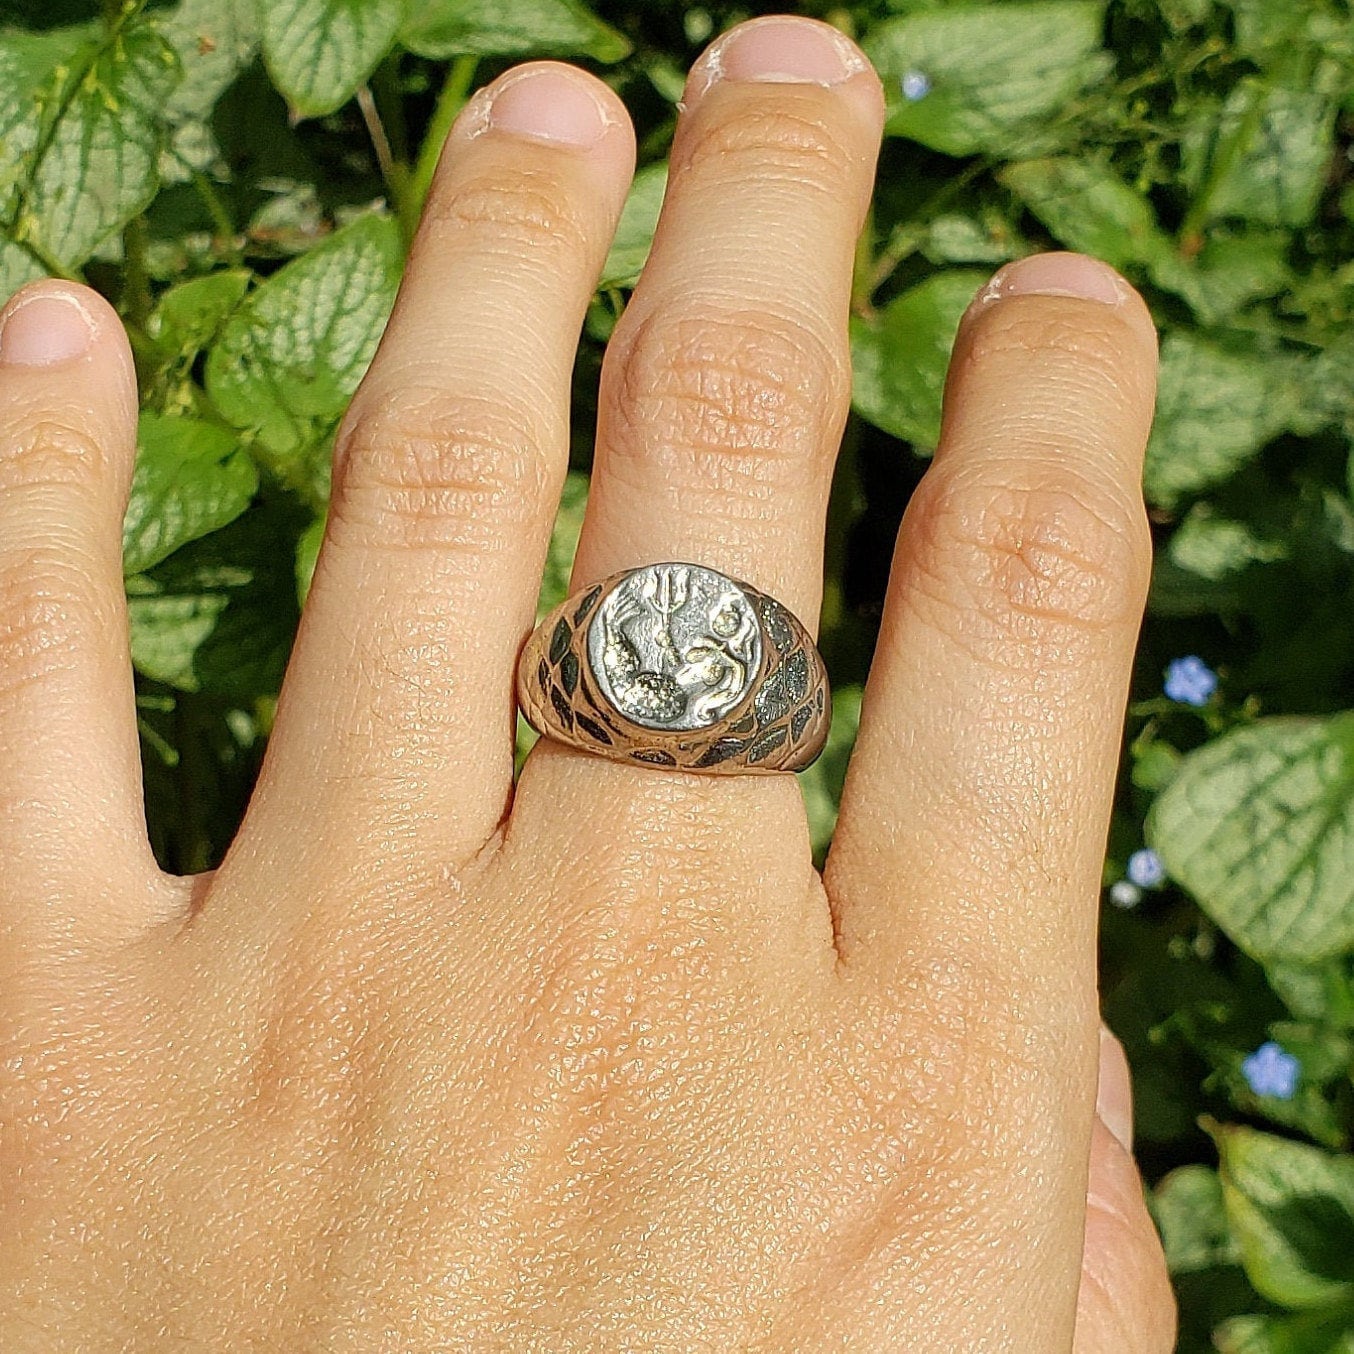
left=1, top=0, right=1352, bottom=1345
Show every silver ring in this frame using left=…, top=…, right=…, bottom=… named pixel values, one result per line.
left=517, top=562, right=830, bottom=774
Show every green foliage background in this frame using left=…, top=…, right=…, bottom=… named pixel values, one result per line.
left=1, top=0, right=1352, bottom=1344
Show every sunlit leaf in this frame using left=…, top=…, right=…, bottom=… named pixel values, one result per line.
left=400, top=0, right=630, bottom=62
left=205, top=213, right=401, bottom=498
left=1213, top=1123, right=1354, bottom=1309
left=599, top=163, right=667, bottom=292
left=1, top=20, right=179, bottom=274
left=1144, top=333, right=1299, bottom=508
left=866, top=2, right=1108, bottom=155
left=123, top=413, right=258, bottom=575
left=261, top=0, right=402, bottom=119
left=850, top=270, right=985, bottom=451
left=1183, top=80, right=1337, bottom=228
left=1149, top=715, right=1354, bottom=963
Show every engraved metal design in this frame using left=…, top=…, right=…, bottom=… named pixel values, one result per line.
left=586, top=564, right=762, bottom=731
left=517, top=562, right=830, bottom=776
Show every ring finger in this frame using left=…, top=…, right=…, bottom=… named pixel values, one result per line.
left=513, top=17, right=883, bottom=876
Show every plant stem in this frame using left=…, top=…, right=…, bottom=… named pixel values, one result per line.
left=867, top=158, right=991, bottom=298
left=357, top=83, right=412, bottom=234
left=850, top=202, right=875, bottom=319
left=371, top=55, right=411, bottom=165
left=186, top=165, right=242, bottom=264
left=173, top=693, right=213, bottom=875
left=122, top=214, right=152, bottom=329
left=408, top=57, right=479, bottom=232
left=1179, top=79, right=1267, bottom=251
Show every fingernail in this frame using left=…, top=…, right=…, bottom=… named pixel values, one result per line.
left=696, top=17, right=868, bottom=93
left=484, top=65, right=614, bottom=148
left=1096, top=1026, right=1134, bottom=1152
left=983, top=252, right=1127, bottom=305
left=0, top=289, right=97, bottom=366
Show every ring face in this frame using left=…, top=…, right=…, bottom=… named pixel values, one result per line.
left=517, top=562, right=830, bottom=775
left=586, top=563, right=763, bottom=731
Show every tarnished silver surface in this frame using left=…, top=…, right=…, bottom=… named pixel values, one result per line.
left=517, top=562, right=830, bottom=774
left=586, top=563, right=762, bottom=731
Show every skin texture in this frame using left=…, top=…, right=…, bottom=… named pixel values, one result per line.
left=0, top=17, right=1175, bottom=1352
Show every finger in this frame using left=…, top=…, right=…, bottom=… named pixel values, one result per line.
left=513, top=18, right=883, bottom=868
left=0, top=282, right=165, bottom=944
left=1075, top=1029, right=1176, bottom=1353
left=828, top=253, right=1157, bottom=1007
left=226, top=65, right=634, bottom=896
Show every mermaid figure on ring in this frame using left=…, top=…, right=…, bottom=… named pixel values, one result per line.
left=598, top=566, right=757, bottom=727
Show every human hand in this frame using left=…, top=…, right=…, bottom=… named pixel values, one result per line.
left=0, top=16, right=1172, bottom=1351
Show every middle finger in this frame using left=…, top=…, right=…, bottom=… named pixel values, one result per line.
left=515, top=18, right=882, bottom=867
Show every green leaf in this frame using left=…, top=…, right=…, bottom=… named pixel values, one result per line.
left=1218, top=1304, right=1354, bottom=1353
left=157, top=0, right=260, bottom=177
left=205, top=213, right=401, bottom=498
left=400, top=0, right=630, bottom=63
left=0, top=24, right=94, bottom=223
left=1220, top=0, right=1354, bottom=73
left=2, top=21, right=180, bottom=275
left=123, top=413, right=258, bottom=575
left=598, top=163, right=667, bottom=292
left=1183, top=81, right=1337, bottom=228
left=150, top=269, right=250, bottom=355
left=1267, top=959, right=1354, bottom=1031
left=1213, top=1124, right=1354, bottom=1310
left=1149, top=503, right=1288, bottom=616
left=1000, top=155, right=1177, bottom=275
left=260, top=0, right=401, bottom=119
left=1147, top=714, right=1354, bottom=963
left=519, top=467, right=588, bottom=772
left=295, top=513, right=325, bottom=604
left=1155, top=0, right=1214, bottom=29
left=800, top=685, right=863, bottom=862
left=850, top=270, right=985, bottom=451
left=1152, top=1165, right=1242, bottom=1274
left=1148, top=1157, right=1273, bottom=1349
left=1144, top=333, right=1296, bottom=508
left=865, top=2, right=1108, bottom=156
left=1130, top=735, right=1182, bottom=792
left=0, top=235, right=44, bottom=301
left=159, top=0, right=258, bottom=124
left=536, top=470, right=588, bottom=619
left=127, top=504, right=302, bottom=701
left=998, top=156, right=1293, bottom=325
left=1172, top=230, right=1293, bottom=327
left=922, top=211, right=1019, bottom=265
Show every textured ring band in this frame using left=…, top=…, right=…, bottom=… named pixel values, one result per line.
left=517, top=562, right=830, bottom=774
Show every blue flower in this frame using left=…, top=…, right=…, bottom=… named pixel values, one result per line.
left=1109, top=880, right=1141, bottom=909
left=1241, top=1041, right=1300, bottom=1100
left=1164, top=655, right=1218, bottom=706
left=1126, top=848, right=1166, bottom=889
left=901, top=69, right=932, bottom=101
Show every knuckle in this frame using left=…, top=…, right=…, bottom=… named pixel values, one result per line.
left=421, top=164, right=593, bottom=259
left=904, top=463, right=1150, bottom=646
left=332, top=386, right=551, bottom=552
left=681, top=103, right=857, bottom=198
left=0, top=547, right=107, bottom=698
left=0, top=419, right=107, bottom=495
left=606, top=304, right=848, bottom=500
